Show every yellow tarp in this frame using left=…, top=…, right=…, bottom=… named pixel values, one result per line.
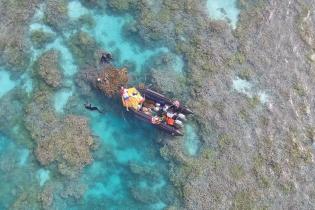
left=121, top=87, right=144, bottom=110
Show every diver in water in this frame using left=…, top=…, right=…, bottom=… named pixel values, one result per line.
left=100, top=52, right=113, bottom=64
left=84, top=103, right=104, bottom=114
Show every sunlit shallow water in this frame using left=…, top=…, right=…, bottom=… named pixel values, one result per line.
left=207, top=0, right=240, bottom=29
left=0, top=0, right=181, bottom=209
left=232, top=77, right=270, bottom=104
left=0, top=70, right=17, bottom=98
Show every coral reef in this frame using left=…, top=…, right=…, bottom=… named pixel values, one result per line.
left=38, top=186, right=53, bottom=209
left=146, top=53, right=187, bottom=99
left=130, top=187, right=159, bottom=204
left=129, top=162, right=160, bottom=181
left=44, top=0, right=68, bottom=31
left=34, top=50, right=63, bottom=88
left=67, top=31, right=99, bottom=68
left=9, top=191, right=39, bottom=210
left=129, top=0, right=315, bottom=209
left=0, top=89, right=32, bottom=146
left=76, top=14, right=96, bottom=29
left=0, top=0, right=40, bottom=71
left=148, top=68, right=186, bottom=99
left=25, top=91, right=94, bottom=177
left=107, top=0, right=137, bottom=13
left=1, top=0, right=315, bottom=209
left=81, top=65, right=128, bottom=97
left=60, top=181, right=87, bottom=199
left=30, top=30, right=55, bottom=49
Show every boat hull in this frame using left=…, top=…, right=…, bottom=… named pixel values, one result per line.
left=139, top=88, right=193, bottom=115
left=130, top=108, right=183, bottom=136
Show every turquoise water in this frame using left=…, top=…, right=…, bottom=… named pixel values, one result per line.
left=54, top=88, right=74, bottom=113
left=36, top=168, right=50, bottom=187
left=232, top=77, right=270, bottom=104
left=232, top=77, right=253, bottom=96
left=207, top=0, right=240, bottom=28
left=0, top=133, right=39, bottom=209
left=0, top=70, right=17, bottom=98
left=184, top=124, right=201, bottom=156
left=0, top=0, right=181, bottom=209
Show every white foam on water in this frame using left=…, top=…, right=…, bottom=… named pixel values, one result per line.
left=36, top=169, right=50, bottom=187
left=68, top=1, right=89, bottom=19
left=184, top=124, right=201, bottom=156
left=207, top=0, right=240, bottom=29
left=0, top=70, right=17, bottom=98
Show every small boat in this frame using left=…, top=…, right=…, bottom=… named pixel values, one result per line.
left=138, top=88, right=193, bottom=115
left=120, top=87, right=193, bottom=136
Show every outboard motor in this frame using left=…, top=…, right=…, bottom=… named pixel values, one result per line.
left=175, top=119, right=184, bottom=128
left=177, top=113, right=187, bottom=121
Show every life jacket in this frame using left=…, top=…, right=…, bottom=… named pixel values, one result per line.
left=166, top=116, right=175, bottom=126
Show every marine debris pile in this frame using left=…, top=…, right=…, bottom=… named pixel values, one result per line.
left=85, top=65, right=128, bottom=97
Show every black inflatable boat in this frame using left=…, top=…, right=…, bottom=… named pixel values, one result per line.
left=121, top=87, right=193, bottom=136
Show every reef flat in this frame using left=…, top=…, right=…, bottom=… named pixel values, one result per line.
left=0, top=0, right=315, bottom=209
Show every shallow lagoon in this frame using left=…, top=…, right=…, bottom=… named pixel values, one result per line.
left=0, top=0, right=181, bottom=209
left=0, top=70, right=17, bottom=98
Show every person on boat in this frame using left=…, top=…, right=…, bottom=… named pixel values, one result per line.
left=142, top=107, right=152, bottom=116
left=121, top=87, right=130, bottom=111
left=167, top=100, right=180, bottom=113
left=151, top=116, right=161, bottom=124
left=153, top=103, right=163, bottom=116
left=84, top=103, right=103, bottom=114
